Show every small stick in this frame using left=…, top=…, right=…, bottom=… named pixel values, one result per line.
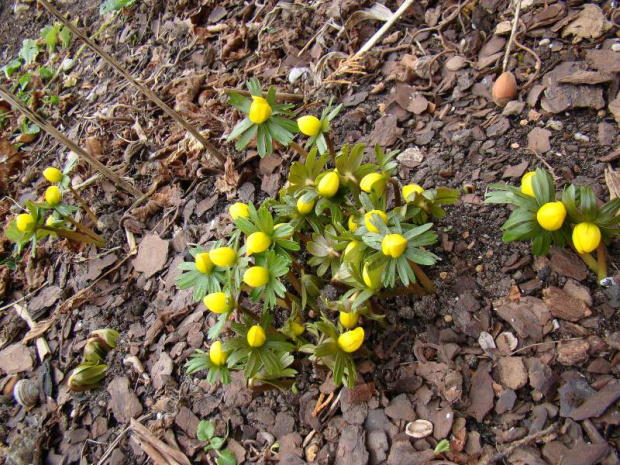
left=0, top=85, right=142, bottom=197
left=514, top=38, right=542, bottom=90
left=480, top=424, right=558, bottom=465
left=286, top=271, right=303, bottom=296
left=41, top=225, right=103, bottom=246
left=502, top=0, right=523, bottom=73
left=37, top=0, right=227, bottom=167
left=324, top=133, right=337, bottom=166
left=355, top=0, right=415, bottom=57
left=217, top=87, right=304, bottom=102
left=68, top=185, right=98, bottom=225
left=596, top=242, right=608, bottom=283
left=410, top=262, right=434, bottom=294
left=57, top=213, right=103, bottom=241
left=289, top=141, right=308, bottom=158
left=388, top=178, right=403, bottom=207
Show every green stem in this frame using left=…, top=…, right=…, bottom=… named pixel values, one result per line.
left=59, top=213, right=104, bottom=242
left=568, top=241, right=600, bottom=277
left=596, top=242, right=608, bottom=283
left=236, top=303, right=260, bottom=323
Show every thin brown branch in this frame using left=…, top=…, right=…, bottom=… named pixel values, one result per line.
left=68, top=185, right=98, bottom=225
left=217, top=87, right=304, bottom=102
left=37, top=0, right=227, bottom=167
left=502, top=0, right=523, bottom=73
left=324, top=133, right=337, bottom=166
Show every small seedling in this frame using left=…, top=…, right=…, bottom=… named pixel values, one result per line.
left=196, top=420, right=237, bottom=465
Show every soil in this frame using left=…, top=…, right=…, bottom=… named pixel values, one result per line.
left=0, top=1, right=619, bottom=465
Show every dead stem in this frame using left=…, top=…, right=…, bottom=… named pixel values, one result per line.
left=236, top=303, right=260, bottom=323
left=59, top=213, right=104, bottom=242
left=388, top=178, right=403, bottom=207
left=410, top=262, right=434, bottom=294
left=378, top=282, right=427, bottom=298
left=289, top=141, right=308, bottom=158
left=324, top=133, right=337, bottom=166
left=68, top=185, right=98, bottom=225
left=286, top=271, right=303, bottom=296
left=596, top=242, right=608, bottom=283
left=40, top=226, right=103, bottom=246
left=502, top=0, right=523, bottom=73
left=217, top=88, right=304, bottom=102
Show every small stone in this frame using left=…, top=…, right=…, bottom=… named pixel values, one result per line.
left=385, top=394, right=416, bottom=422
left=495, top=389, right=517, bottom=414
left=574, top=132, right=590, bottom=142
left=132, top=235, right=169, bottom=278
left=557, top=339, right=590, bottom=366
left=527, top=127, right=552, bottom=153
left=107, top=377, right=143, bottom=423
left=0, top=344, right=33, bottom=374
left=497, top=357, right=528, bottom=390
left=543, top=286, right=591, bottom=322
left=334, top=425, right=368, bottom=465
left=467, top=369, right=494, bottom=422
left=549, top=247, right=588, bottom=281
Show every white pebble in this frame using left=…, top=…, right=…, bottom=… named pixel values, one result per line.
left=574, top=133, right=590, bottom=142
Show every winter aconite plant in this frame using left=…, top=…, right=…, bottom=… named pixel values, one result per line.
left=181, top=80, right=458, bottom=389
left=6, top=155, right=104, bottom=256
left=485, top=168, right=620, bottom=281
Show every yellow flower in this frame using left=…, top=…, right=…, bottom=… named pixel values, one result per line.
left=209, top=247, right=237, bottom=267
left=338, top=327, right=365, bottom=353
left=521, top=172, right=535, bottom=197
left=291, top=319, right=305, bottom=336
left=344, top=240, right=360, bottom=261
left=43, top=167, right=63, bottom=183
left=249, top=96, right=272, bottom=124
left=195, top=252, right=214, bottom=274
left=363, top=262, right=384, bottom=289
left=297, top=198, right=315, bottom=215
left=402, top=184, right=424, bottom=201
left=297, top=115, right=322, bottom=137
left=339, top=311, right=358, bottom=329
left=348, top=215, right=359, bottom=232
left=381, top=234, right=407, bottom=258
left=536, top=201, right=566, bottom=231
left=572, top=222, right=601, bottom=254
left=360, top=173, right=385, bottom=193
left=16, top=213, right=35, bottom=233
left=247, top=325, right=267, bottom=348
left=45, top=185, right=61, bottom=206
left=246, top=232, right=271, bottom=255
left=317, top=171, right=340, bottom=198
left=274, top=223, right=293, bottom=239
left=203, top=292, right=232, bottom=314
left=243, top=266, right=270, bottom=287
left=229, top=202, right=249, bottom=220
left=364, top=210, right=388, bottom=233
left=209, top=341, right=228, bottom=366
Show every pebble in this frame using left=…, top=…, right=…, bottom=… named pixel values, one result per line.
left=539, top=38, right=551, bottom=46
left=510, top=142, right=520, bottom=149
left=546, top=120, right=564, bottom=131
left=574, top=133, right=590, bottom=142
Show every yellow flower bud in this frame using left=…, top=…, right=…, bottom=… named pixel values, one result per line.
left=243, top=266, right=270, bottom=287
left=363, top=262, right=384, bottom=289
left=195, top=252, right=214, bottom=274
left=45, top=185, right=61, bottom=206
left=402, top=184, right=424, bottom=201
left=43, top=167, right=63, bottom=183
left=209, top=247, right=237, bottom=267
left=381, top=234, right=407, bottom=258
left=291, top=319, right=305, bottom=336
left=364, top=210, right=388, bottom=233
left=344, top=240, right=360, bottom=261
left=339, top=311, right=358, bottom=329
left=249, top=96, right=272, bottom=124
left=297, top=115, right=322, bottom=137
left=521, top=172, right=535, bottom=197
left=338, top=327, right=365, bottom=353
left=209, top=341, right=228, bottom=366
left=229, top=202, right=249, bottom=220
left=536, top=201, right=566, bottom=231
left=297, top=198, right=315, bottom=215
left=246, top=232, right=271, bottom=255
left=348, top=215, right=359, bottom=232
left=247, top=325, right=267, bottom=348
left=16, top=213, right=35, bottom=233
left=317, top=171, right=340, bottom=198
left=572, top=222, right=601, bottom=254
left=274, top=223, right=293, bottom=239
left=360, top=173, right=385, bottom=193
left=203, top=292, right=232, bottom=314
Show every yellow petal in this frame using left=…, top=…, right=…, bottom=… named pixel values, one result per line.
left=364, top=210, right=388, bottom=233
left=338, top=327, right=365, bottom=353
left=360, top=173, right=385, bottom=193
left=297, top=115, right=322, bottom=137
left=402, top=184, right=424, bottom=201
left=317, top=171, right=340, bottom=198
left=297, top=198, right=315, bottom=215
left=45, top=185, right=61, bottom=206
left=43, top=167, right=63, bottom=183
left=195, top=252, right=214, bottom=274
left=521, top=172, right=535, bottom=197
left=247, top=325, right=267, bottom=348
left=249, top=96, right=272, bottom=124
left=246, top=232, right=271, bottom=255
left=381, top=234, right=407, bottom=258
left=572, top=222, right=601, bottom=254
left=339, top=311, right=358, bottom=329
left=536, top=202, right=566, bottom=231
left=203, top=292, right=231, bottom=314
left=229, top=202, right=249, bottom=220
left=209, top=247, right=237, bottom=267
left=209, top=341, right=228, bottom=366
left=243, top=266, right=270, bottom=287
left=16, top=213, right=35, bottom=233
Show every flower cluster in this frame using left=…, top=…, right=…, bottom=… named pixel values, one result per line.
left=182, top=83, right=459, bottom=389
left=6, top=156, right=104, bottom=256
left=485, top=168, right=620, bottom=281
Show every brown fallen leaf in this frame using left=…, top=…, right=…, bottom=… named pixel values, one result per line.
left=558, top=71, right=613, bottom=86
left=561, top=4, right=611, bottom=43
left=214, top=156, right=240, bottom=199
left=605, top=166, right=620, bottom=200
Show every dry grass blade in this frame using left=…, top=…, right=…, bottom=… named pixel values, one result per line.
left=130, top=419, right=191, bottom=465
left=37, top=0, right=227, bottom=168
left=0, top=85, right=142, bottom=197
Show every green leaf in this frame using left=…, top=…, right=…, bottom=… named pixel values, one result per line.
left=227, top=92, right=251, bottom=113
left=208, top=313, right=229, bottom=340
left=210, top=437, right=225, bottom=450
left=59, top=27, right=72, bottom=49
left=228, top=117, right=254, bottom=141
left=19, top=39, right=40, bottom=65
left=100, top=0, right=137, bottom=14
left=3, top=59, right=22, bottom=78
left=41, top=25, right=60, bottom=53
left=217, top=449, right=237, bottom=465
left=247, top=78, right=262, bottom=96
left=434, top=439, right=450, bottom=454
left=197, top=420, right=215, bottom=441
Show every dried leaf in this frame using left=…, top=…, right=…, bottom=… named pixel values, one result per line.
left=605, top=167, right=620, bottom=200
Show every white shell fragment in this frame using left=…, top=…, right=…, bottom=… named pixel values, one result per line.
left=405, top=419, right=433, bottom=439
